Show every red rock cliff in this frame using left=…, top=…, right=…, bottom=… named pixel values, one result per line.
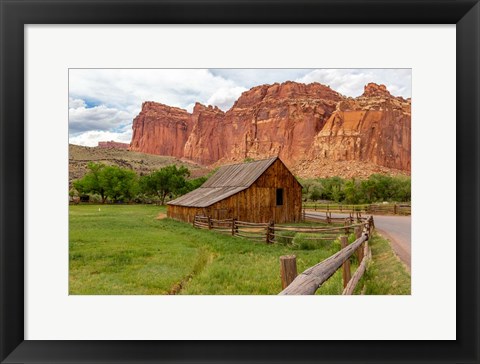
left=183, top=103, right=226, bottom=164
left=219, top=81, right=343, bottom=166
left=306, top=83, right=411, bottom=173
left=129, top=101, right=192, bottom=158
left=129, top=82, right=411, bottom=177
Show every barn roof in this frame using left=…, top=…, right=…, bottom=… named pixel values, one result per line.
left=167, top=157, right=278, bottom=207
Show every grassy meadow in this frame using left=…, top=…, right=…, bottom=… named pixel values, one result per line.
left=69, top=204, right=410, bottom=295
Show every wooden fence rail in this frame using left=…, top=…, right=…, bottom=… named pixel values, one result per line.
left=342, top=240, right=370, bottom=295
left=304, top=211, right=362, bottom=224
left=279, top=216, right=374, bottom=295
left=192, top=214, right=374, bottom=295
left=304, top=203, right=410, bottom=216
left=193, top=214, right=371, bottom=245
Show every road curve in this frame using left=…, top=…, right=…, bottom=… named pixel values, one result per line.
left=369, top=215, right=411, bottom=272
left=307, top=211, right=411, bottom=272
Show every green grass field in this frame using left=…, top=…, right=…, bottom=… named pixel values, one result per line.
left=69, top=204, right=410, bottom=295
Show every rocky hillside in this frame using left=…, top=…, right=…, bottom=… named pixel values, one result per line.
left=69, top=144, right=208, bottom=184
left=129, top=81, right=411, bottom=178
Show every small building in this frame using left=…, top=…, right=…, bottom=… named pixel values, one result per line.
left=167, top=157, right=302, bottom=223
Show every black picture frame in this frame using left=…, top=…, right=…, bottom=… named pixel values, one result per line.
left=1, top=1, right=479, bottom=363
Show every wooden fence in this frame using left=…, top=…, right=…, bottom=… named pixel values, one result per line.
left=366, top=204, right=411, bottom=215
left=279, top=216, right=374, bottom=295
left=303, top=210, right=364, bottom=224
left=193, top=214, right=374, bottom=295
left=193, top=214, right=369, bottom=245
left=304, top=203, right=410, bottom=215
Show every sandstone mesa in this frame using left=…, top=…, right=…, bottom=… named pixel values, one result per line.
left=129, top=81, right=411, bottom=178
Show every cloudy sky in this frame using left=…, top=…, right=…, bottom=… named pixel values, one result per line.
left=69, top=68, right=411, bottom=147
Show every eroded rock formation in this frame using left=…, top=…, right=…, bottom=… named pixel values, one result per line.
left=130, top=101, right=191, bottom=158
left=129, top=82, right=411, bottom=177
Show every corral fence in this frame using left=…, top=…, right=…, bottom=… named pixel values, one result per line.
left=193, top=213, right=375, bottom=295
left=304, top=203, right=410, bottom=215
left=193, top=214, right=370, bottom=245
left=367, top=204, right=410, bottom=215
left=279, top=216, right=374, bottom=295
left=303, top=210, right=364, bottom=224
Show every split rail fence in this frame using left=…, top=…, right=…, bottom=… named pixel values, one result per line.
left=279, top=216, right=374, bottom=295
left=304, top=203, right=410, bottom=215
left=193, top=213, right=374, bottom=295
left=193, top=213, right=369, bottom=245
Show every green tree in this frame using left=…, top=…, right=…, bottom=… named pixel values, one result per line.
left=99, top=166, right=138, bottom=203
left=179, top=176, right=208, bottom=195
left=310, top=187, right=322, bottom=202
left=73, top=162, right=107, bottom=203
left=141, top=165, right=190, bottom=205
left=298, top=178, right=315, bottom=200
left=344, top=178, right=360, bottom=204
left=73, top=163, right=138, bottom=203
left=320, top=176, right=344, bottom=201
left=360, top=179, right=376, bottom=203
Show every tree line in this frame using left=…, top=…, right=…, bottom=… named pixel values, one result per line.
left=72, top=162, right=410, bottom=205
left=298, top=174, right=411, bottom=204
left=71, top=162, right=209, bottom=204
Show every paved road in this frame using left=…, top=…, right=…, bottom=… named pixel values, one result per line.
left=307, top=211, right=411, bottom=271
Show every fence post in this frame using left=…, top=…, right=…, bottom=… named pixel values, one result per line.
left=193, top=215, right=196, bottom=228
left=266, top=221, right=274, bottom=244
left=340, top=236, right=351, bottom=288
left=357, top=242, right=364, bottom=263
left=280, top=255, right=297, bottom=289
left=208, top=216, right=212, bottom=230
left=394, top=204, right=398, bottom=214
left=231, top=218, right=237, bottom=236
left=302, top=207, right=306, bottom=221
left=354, top=226, right=363, bottom=263
left=327, top=212, right=331, bottom=224
left=354, top=227, right=361, bottom=239
left=356, top=212, right=361, bottom=222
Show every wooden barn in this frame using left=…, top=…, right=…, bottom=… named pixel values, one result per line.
left=167, top=157, right=302, bottom=223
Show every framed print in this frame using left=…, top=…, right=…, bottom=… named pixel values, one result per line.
left=1, top=0, right=479, bottom=363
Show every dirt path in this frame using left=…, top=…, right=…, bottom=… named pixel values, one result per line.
left=308, top=211, right=411, bottom=271
left=156, top=212, right=167, bottom=219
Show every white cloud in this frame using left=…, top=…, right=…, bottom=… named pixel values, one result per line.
left=69, top=69, right=238, bottom=112
left=69, top=97, right=86, bottom=109
left=207, top=86, right=247, bottom=111
left=69, top=102, right=132, bottom=134
left=69, top=129, right=132, bottom=147
left=209, top=69, right=312, bottom=88
left=296, top=69, right=411, bottom=98
left=69, top=68, right=411, bottom=144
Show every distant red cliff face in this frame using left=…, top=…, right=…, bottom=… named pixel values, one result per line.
left=129, top=81, right=411, bottom=178
left=97, top=141, right=130, bottom=149
left=130, top=102, right=192, bottom=158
